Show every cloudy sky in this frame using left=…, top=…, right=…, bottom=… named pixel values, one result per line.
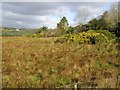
left=1, top=1, right=115, bottom=29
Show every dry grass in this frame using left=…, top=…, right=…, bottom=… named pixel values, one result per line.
left=2, top=36, right=119, bottom=88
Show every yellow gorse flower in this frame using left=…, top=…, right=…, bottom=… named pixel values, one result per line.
left=56, top=30, right=109, bottom=44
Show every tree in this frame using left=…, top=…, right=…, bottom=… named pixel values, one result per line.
left=116, top=2, right=120, bottom=37
left=36, top=26, right=48, bottom=34
left=56, top=16, right=69, bottom=35
left=88, top=18, right=100, bottom=30
left=57, top=16, right=69, bottom=30
left=87, top=11, right=110, bottom=30
left=99, top=11, right=109, bottom=30
left=104, top=3, right=118, bottom=32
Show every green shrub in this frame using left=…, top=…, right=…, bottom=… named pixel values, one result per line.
left=54, top=30, right=109, bottom=44
left=26, top=34, right=37, bottom=38
left=95, top=30, right=115, bottom=40
left=116, top=37, right=120, bottom=43
left=26, top=33, right=44, bottom=38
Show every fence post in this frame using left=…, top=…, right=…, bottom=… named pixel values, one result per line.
left=74, top=83, right=77, bottom=90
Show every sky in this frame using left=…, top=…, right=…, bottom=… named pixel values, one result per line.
left=1, top=1, right=117, bottom=29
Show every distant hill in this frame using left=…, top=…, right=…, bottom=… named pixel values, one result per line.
left=0, top=27, right=37, bottom=36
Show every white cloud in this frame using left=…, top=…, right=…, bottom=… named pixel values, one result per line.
left=75, top=5, right=104, bottom=23
left=54, top=6, right=70, bottom=17
left=77, top=5, right=103, bottom=17
left=2, top=4, right=71, bottom=28
left=16, top=21, right=23, bottom=25
left=2, top=2, right=113, bottom=28
left=36, top=15, right=59, bottom=29
left=36, top=16, right=48, bottom=22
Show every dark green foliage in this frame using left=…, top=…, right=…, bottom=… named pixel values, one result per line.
left=115, top=22, right=120, bottom=37
left=36, top=26, right=48, bottom=34
left=88, top=18, right=101, bottom=30
left=116, top=37, right=120, bottom=43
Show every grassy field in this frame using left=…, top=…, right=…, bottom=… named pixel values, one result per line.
left=2, top=36, right=119, bottom=88
left=1, top=28, right=36, bottom=36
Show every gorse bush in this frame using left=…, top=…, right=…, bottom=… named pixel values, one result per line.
left=86, top=30, right=115, bottom=40
left=55, top=30, right=109, bottom=44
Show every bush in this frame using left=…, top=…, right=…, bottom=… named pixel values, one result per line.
left=54, top=30, right=109, bottom=44
left=26, top=34, right=37, bottom=38
left=26, top=33, right=45, bottom=38
left=95, top=30, right=115, bottom=40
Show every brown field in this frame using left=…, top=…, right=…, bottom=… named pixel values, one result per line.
left=2, top=36, right=119, bottom=88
